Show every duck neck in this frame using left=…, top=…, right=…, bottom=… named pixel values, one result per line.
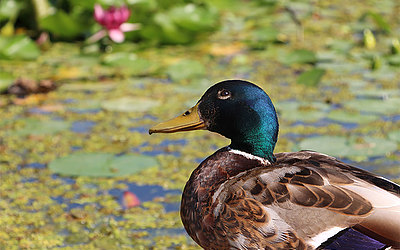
left=230, top=133, right=277, bottom=163
left=229, top=115, right=278, bottom=163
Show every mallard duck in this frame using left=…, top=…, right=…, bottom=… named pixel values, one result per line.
left=149, top=80, right=400, bottom=249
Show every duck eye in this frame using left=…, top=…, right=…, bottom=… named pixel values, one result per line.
left=217, top=89, right=231, bottom=100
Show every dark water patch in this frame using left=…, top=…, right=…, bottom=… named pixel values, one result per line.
left=382, top=114, right=400, bottom=122
left=51, top=174, right=76, bottom=184
left=282, top=133, right=321, bottom=140
left=51, top=195, right=99, bottom=211
left=71, top=146, right=82, bottom=151
left=320, top=86, right=340, bottom=93
left=128, top=126, right=148, bottom=133
left=291, top=120, right=326, bottom=127
left=154, top=78, right=173, bottom=84
left=29, top=108, right=53, bottom=114
left=19, top=162, right=46, bottom=170
left=110, top=182, right=181, bottom=209
left=162, top=202, right=181, bottom=212
left=130, top=114, right=158, bottom=122
left=159, top=139, right=187, bottom=147
left=330, top=103, right=343, bottom=109
left=134, top=228, right=187, bottom=238
left=323, top=118, right=359, bottom=130
left=68, top=108, right=101, bottom=114
left=21, top=177, right=38, bottom=183
left=51, top=195, right=66, bottom=204
left=195, top=157, right=205, bottom=163
left=147, top=150, right=180, bottom=157
left=62, top=98, right=77, bottom=103
left=70, top=121, right=96, bottom=133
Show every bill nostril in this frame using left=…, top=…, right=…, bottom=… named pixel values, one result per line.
left=184, top=110, right=191, bottom=116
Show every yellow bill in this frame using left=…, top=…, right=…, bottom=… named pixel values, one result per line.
left=149, top=103, right=206, bottom=134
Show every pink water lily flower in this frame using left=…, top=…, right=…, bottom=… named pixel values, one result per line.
left=89, top=4, right=140, bottom=43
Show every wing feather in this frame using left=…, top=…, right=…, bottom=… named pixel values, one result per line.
left=212, top=151, right=400, bottom=248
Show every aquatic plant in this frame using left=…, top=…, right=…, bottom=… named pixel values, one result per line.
left=89, top=4, right=140, bottom=43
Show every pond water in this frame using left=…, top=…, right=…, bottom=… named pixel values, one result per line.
left=0, top=0, right=399, bottom=248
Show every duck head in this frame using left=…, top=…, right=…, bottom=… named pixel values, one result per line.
left=149, top=80, right=279, bottom=162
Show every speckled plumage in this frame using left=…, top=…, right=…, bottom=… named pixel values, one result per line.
left=181, top=148, right=400, bottom=249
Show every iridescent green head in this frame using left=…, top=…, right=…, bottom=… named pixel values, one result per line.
left=150, top=80, right=279, bottom=162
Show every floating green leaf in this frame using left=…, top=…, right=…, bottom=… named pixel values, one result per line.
left=101, top=97, right=160, bottom=112
left=366, top=11, right=391, bottom=33
left=280, top=110, right=325, bottom=122
left=299, top=136, right=350, bottom=156
left=327, top=40, right=354, bottom=53
left=60, top=82, right=116, bottom=92
left=299, top=136, right=397, bottom=158
left=153, top=12, right=192, bottom=44
left=170, top=4, right=218, bottom=32
left=251, top=27, right=279, bottom=42
left=40, top=10, right=83, bottom=39
left=280, top=49, right=317, bottom=65
left=166, top=60, right=205, bottom=81
left=102, top=53, right=152, bottom=75
left=277, top=101, right=329, bottom=122
left=391, top=38, right=400, bottom=54
left=297, top=68, right=325, bottom=86
left=350, top=89, right=400, bottom=99
left=345, top=98, right=400, bottom=115
left=0, top=0, right=22, bottom=22
left=0, top=71, right=14, bottom=92
left=327, top=110, right=378, bottom=124
left=387, top=55, right=400, bottom=66
left=388, top=130, right=400, bottom=143
left=9, top=119, right=70, bottom=136
left=0, top=35, right=40, bottom=60
left=49, top=153, right=158, bottom=177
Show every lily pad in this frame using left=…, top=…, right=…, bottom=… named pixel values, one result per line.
left=60, top=83, right=116, bottom=92
left=166, top=60, right=205, bottom=81
left=9, top=119, right=70, bottom=136
left=0, top=35, right=40, bottom=60
left=388, top=130, right=400, bottom=143
left=102, top=53, right=152, bottom=75
left=387, top=54, right=400, bottom=66
left=327, top=40, right=354, bottom=53
left=327, top=110, right=378, bottom=124
left=277, top=101, right=329, bottom=122
left=40, top=10, right=83, bottom=39
left=101, top=97, right=160, bottom=112
left=49, top=153, right=158, bottom=177
left=280, top=110, right=326, bottom=122
left=350, top=89, right=400, bottom=99
left=248, top=27, right=280, bottom=49
left=251, top=27, right=279, bottom=42
left=173, top=78, right=212, bottom=94
left=296, top=68, right=325, bottom=86
left=170, top=4, right=218, bottom=32
left=279, top=49, right=317, bottom=65
left=298, top=136, right=397, bottom=158
left=345, top=98, right=400, bottom=115
left=0, top=71, right=14, bottom=92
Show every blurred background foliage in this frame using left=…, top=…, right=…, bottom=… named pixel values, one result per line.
left=0, top=0, right=219, bottom=45
left=0, top=0, right=398, bottom=80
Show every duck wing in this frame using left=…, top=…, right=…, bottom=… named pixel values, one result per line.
left=211, top=151, right=400, bottom=249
